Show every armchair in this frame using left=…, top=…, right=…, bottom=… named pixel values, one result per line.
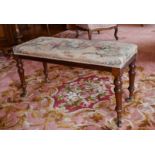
left=76, top=24, right=118, bottom=40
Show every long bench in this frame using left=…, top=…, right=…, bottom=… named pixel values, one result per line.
left=13, top=37, right=138, bottom=127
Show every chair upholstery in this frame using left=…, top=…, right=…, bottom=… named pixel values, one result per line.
left=76, top=24, right=117, bottom=30
left=75, top=24, right=118, bottom=40
left=13, top=37, right=137, bottom=68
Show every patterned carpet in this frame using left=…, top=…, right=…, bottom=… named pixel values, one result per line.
left=0, top=25, right=155, bottom=130
left=0, top=57, right=155, bottom=130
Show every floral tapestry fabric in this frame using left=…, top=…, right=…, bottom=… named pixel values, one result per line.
left=13, top=37, right=137, bottom=68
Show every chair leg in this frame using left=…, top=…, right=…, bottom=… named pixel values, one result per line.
left=112, top=69, right=123, bottom=127
left=88, top=30, right=92, bottom=40
left=114, top=26, right=118, bottom=40
left=75, top=30, right=79, bottom=38
left=127, top=60, right=136, bottom=101
left=43, top=62, right=49, bottom=82
left=15, top=56, right=26, bottom=97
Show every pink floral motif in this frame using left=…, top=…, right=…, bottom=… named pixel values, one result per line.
left=53, top=75, right=113, bottom=112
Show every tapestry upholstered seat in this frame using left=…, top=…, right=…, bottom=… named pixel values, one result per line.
left=13, top=36, right=137, bottom=128
left=13, top=37, right=137, bottom=68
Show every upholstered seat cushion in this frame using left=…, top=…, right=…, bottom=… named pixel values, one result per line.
left=76, top=24, right=117, bottom=30
left=13, top=37, right=137, bottom=68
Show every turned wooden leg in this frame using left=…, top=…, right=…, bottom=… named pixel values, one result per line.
left=75, top=30, right=79, bottom=38
left=15, top=24, right=23, bottom=44
left=114, top=26, right=118, bottom=40
left=15, top=57, right=26, bottom=97
left=97, top=30, right=100, bottom=34
left=127, top=60, right=136, bottom=101
left=113, top=70, right=123, bottom=127
left=88, top=30, right=92, bottom=40
left=43, top=62, right=49, bottom=82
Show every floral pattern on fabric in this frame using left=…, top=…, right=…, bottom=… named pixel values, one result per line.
left=13, top=37, right=137, bottom=68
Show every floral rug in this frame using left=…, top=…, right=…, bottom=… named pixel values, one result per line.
left=0, top=57, right=155, bottom=130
